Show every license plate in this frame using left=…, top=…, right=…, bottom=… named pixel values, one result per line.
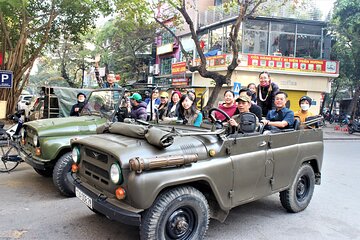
left=75, top=187, right=93, bottom=209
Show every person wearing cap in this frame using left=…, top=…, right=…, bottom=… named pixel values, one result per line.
left=295, top=96, right=314, bottom=124
left=166, top=91, right=182, bottom=118
left=129, top=93, right=147, bottom=121
left=261, top=91, right=294, bottom=131
left=157, top=92, right=170, bottom=120
left=70, top=92, right=86, bottom=117
left=229, top=94, right=259, bottom=128
left=145, top=89, right=161, bottom=120
left=238, top=88, right=262, bottom=120
left=214, top=90, right=237, bottom=121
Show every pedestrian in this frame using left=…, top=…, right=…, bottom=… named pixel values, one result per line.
left=70, top=92, right=86, bottom=117
left=129, top=93, right=147, bottom=121
left=256, top=71, right=280, bottom=117
left=214, top=90, right=237, bottom=121
left=261, top=91, right=294, bottom=131
left=178, top=93, right=203, bottom=127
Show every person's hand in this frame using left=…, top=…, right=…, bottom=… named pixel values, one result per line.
left=75, top=107, right=79, bottom=112
left=229, top=119, right=238, bottom=127
left=261, top=119, right=270, bottom=125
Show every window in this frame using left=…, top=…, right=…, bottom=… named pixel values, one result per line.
left=296, top=35, right=321, bottom=59
left=160, top=57, right=172, bottom=75
left=243, top=20, right=268, bottom=55
left=297, top=24, right=322, bottom=35
left=224, top=24, right=242, bottom=53
left=243, top=31, right=268, bottom=55
left=161, top=29, right=175, bottom=45
left=269, top=33, right=295, bottom=56
left=271, top=22, right=296, bottom=33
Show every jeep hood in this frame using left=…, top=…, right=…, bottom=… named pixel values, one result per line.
left=25, top=116, right=107, bottom=137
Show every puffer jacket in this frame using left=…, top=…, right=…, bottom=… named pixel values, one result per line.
left=130, top=101, right=147, bottom=121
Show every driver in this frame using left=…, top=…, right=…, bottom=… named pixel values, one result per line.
left=229, top=95, right=259, bottom=128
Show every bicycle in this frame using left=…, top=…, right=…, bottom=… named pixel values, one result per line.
left=0, top=113, right=24, bottom=173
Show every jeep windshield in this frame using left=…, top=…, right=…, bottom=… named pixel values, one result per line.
left=80, top=89, right=123, bottom=119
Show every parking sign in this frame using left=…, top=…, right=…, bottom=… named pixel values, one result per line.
left=0, top=70, right=13, bottom=88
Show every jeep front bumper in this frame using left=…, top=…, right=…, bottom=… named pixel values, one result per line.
left=72, top=177, right=141, bottom=226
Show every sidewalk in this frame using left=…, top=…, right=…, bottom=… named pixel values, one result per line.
left=322, top=123, right=360, bottom=140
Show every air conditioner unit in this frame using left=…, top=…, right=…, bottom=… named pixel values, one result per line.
left=172, top=58, right=177, bottom=64
left=153, top=64, right=160, bottom=75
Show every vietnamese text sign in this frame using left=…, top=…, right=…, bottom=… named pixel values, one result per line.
left=194, top=54, right=227, bottom=68
left=247, top=54, right=339, bottom=74
left=0, top=70, right=13, bottom=88
left=172, top=62, right=186, bottom=75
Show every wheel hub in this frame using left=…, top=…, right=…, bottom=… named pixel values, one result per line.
left=296, top=176, right=309, bottom=201
left=166, top=208, right=195, bottom=239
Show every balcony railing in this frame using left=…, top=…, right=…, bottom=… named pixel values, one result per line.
left=199, top=4, right=324, bottom=28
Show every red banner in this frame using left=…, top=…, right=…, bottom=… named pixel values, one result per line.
left=194, top=54, right=227, bottom=68
left=0, top=53, right=3, bottom=66
left=247, top=54, right=339, bottom=74
left=172, top=62, right=186, bottom=75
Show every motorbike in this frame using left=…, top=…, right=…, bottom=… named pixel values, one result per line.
left=339, top=114, right=351, bottom=127
left=348, top=118, right=360, bottom=134
left=0, top=110, right=24, bottom=140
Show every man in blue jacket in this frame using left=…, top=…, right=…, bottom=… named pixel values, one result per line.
left=129, top=93, right=147, bottom=121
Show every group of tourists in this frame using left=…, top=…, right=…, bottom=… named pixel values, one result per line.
left=217, top=71, right=315, bottom=132
left=70, top=70, right=315, bottom=132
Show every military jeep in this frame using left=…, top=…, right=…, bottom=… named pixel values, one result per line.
left=20, top=88, right=124, bottom=196
left=69, top=109, right=323, bottom=240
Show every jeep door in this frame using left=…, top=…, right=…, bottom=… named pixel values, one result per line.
left=268, top=131, right=300, bottom=191
left=228, top=134, right=273, bottom=205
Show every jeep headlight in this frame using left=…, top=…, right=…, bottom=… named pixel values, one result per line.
left=33, top=134, right=38, bottom=146
left=72, top=146, right=80, bottom=163
left=110, top=163, right=122, bottom=184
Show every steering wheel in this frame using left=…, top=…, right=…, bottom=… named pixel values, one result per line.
left=208, top=108, right=234, bottom=132
left=208, top=108, right=231, bottom=123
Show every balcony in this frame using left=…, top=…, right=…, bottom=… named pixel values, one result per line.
left=198, top=4, right=324, bottom=28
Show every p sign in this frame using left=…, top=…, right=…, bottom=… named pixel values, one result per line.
left=0, top=71, right=13, bottom=88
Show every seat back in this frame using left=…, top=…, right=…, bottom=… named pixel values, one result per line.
left=238, top=112, right=257, bottom=133
left=293, top=118, right=300, bottom=130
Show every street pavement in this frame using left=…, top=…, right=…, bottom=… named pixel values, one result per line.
left=322, top=123, right=360, bottom=140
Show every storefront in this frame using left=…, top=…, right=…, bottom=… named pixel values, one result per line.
left=183, top=53, right=339, bottom=114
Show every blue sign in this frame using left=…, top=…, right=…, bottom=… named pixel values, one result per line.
left=233, top=82, right=241, bottom=95
left=0, top=70, right=13, bottom=88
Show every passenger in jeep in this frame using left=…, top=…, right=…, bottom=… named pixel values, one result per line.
left=178, top=93, right=203, bottom=127
left=129, top=93, right=147, bottom=121
left=261, top=91, right=294, bottom=131
left=229, top=94, right=259, bottom=128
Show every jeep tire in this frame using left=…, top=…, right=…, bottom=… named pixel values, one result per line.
left=140, top=186, right=209, bottom=240
left=53, top=152, right=75, bottom=197
left=280, top=163, right=315, bottom=213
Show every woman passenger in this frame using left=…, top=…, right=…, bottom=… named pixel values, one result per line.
left=257, top=71, right=279, bottom=117
left=214, top=90, right=237, bottom=121
left=178, top=94, right=203, bottom=127
left=166, top=91, right=181, bottom=118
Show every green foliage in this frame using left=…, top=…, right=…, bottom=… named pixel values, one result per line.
left=90, top=17, right=157, bottom=82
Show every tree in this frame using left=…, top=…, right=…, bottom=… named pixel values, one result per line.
left=115, top=0, right=310, bottom=112
left=91, top=18, right=157, bottom=83
left=0, top=0, right=112, bottom=115
left=331, top=0, right=360, bottom=117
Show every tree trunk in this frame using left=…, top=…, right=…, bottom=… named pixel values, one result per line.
left=329, top=84, right=339, bottom=114
left=347, top=84, right=360, bottom=118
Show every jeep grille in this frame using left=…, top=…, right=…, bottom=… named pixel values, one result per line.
left=79, top=146, right=118, bottom=191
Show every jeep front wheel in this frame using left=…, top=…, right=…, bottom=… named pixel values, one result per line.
left=53, top=152, right=75, bottom=197
left=140, top=186, right=209, bottom=240
left=280, top=163, right=315, bottom=213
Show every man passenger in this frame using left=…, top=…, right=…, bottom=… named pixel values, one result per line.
left=261, top=91, right=294, bottom=131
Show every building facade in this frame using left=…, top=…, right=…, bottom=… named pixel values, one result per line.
left=153, top=1, right=339, bottom=114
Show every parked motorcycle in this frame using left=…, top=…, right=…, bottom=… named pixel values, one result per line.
left=339, top=114, right=351, bottom=127
left=348, top=118, right=360, bottom=134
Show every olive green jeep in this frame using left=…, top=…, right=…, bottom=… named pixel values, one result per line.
left=69, top=109, right=324, bottom=239
left=20, top=88, right=125, bottom=196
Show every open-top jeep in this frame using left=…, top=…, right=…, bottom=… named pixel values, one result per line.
left=69, top=109, right=323, bottom=240
left=20, top=88, right=125, bottom=196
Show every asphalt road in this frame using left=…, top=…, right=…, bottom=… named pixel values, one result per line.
left=0, top=140, right=359, bottom=240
